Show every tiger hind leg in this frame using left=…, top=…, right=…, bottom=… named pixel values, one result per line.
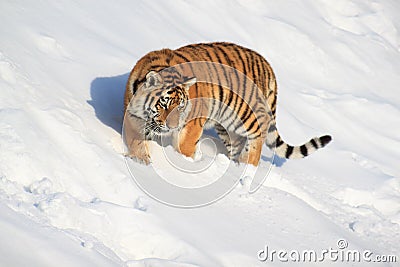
left=238, top=137, right=264, bottom=166
left=215, top=124, right=247, bottom=162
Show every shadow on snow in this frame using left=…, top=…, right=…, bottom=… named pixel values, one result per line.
left=88, top=73, right=129, bottom=134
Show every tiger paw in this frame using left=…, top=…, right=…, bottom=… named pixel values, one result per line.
left=125, top=149, right=151, bottom=165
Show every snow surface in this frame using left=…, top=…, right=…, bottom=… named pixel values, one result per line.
left=1, top=0, right=399, bottom=266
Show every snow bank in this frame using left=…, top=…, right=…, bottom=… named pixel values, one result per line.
left=0, top=0, right=399, bottom=266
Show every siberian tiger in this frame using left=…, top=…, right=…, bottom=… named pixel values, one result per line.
left=123, top=42, right=331, bottom=166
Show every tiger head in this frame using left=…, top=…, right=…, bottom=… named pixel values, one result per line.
left=127, top=70, right=196, bottom=136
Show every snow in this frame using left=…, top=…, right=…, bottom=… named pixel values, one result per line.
left=1, top=0, right=399, bottom=266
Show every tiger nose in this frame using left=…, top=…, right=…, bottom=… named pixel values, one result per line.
left=166, top=109, right=180, bottom=129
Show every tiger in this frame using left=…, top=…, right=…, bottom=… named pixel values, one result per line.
left=123, top=42, right=331, bottom=166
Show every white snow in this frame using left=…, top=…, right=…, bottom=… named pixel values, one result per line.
left=1, top=0, right=399, bottom=266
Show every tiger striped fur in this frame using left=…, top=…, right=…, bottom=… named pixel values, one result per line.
left=124, top=42, right=331, bottom=166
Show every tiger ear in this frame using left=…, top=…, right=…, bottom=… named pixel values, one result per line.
left=143, top=71, right=163, bottom=91
left=183, top=76, right=196, bottom=90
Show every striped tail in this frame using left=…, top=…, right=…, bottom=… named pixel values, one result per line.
left=265, top=122, right=332, bottom=159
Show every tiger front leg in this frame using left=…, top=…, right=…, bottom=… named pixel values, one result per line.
left=125, top=139, right=150, bottom=165
left=123, top=114, right=151, bottom=164
left=174, top=118, right=205, bottom=159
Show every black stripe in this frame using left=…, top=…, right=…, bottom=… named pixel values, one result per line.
left=165, top=84, right=174, bottom=90
left=254, top=57, right=262, bottom=86
left=215, top=44, right=232, bottom=66
left=149, top=65, right=168, bottom=71
left=260, top=61, right=269, bottom=95
left=267, top=123, right=277, bottom=133
left=174, top=51, right=191, bottom=62
left=247, top=133, right=262, bottom=140
left=162, top=74, right=181, bottom=81
left=149, top=55, right=161, bottom=62
left=276, top=137, right=284, bottom=147
left=143, top=94, right=153, bottom=110
left=246, top=116, right=260, bottom=135
left=132, top=80, right=140, bottom=94
left=218, top=86, right=225, bottom=111
left=208, top=85, right=218, bottom=117
left=268, top=111, right=275, bottom=120
left=270, top=95, right=277, bottom=113
left=225, top=93, right=240, bottom=130
left=240, top=104, right=253, bottom=125
left=235, top=96, right=248, bottom=130
left=300, top=145, right=308, bottom=157
left=233, top=109, right=249, bottom=133
left=199, top=118, right=206, bottom=127
left=182, top=44, right=198, bottom=49
left=244, top=48, right=253, bottom=80
left=310, top=139, right=319, bottom=149
left=222, top=89, right=236, bottom=118
left=231, top=45, right=249, bottom=104
left=247, top=53, right=261, bottom=119
left=202, top=47, right=214, bottom=62
left=285, top=146, right=294, bottom=158
left=239, top=105, right=251, bottom=124
left=248, top=52, right=258, bottom=91
left=208, top=87, right=217, bottom=117
left=264, top=62, right=272, bottom=92
left=226, top=90, right=240, bottom=126
left=222, top=90, right=235, bottom=115
left=231, top=152, right=241, bottom=158
left=245, top=82, right=255, bottom=112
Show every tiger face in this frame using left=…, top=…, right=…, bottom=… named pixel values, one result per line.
left=127, top=70, right=196, bottom=136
